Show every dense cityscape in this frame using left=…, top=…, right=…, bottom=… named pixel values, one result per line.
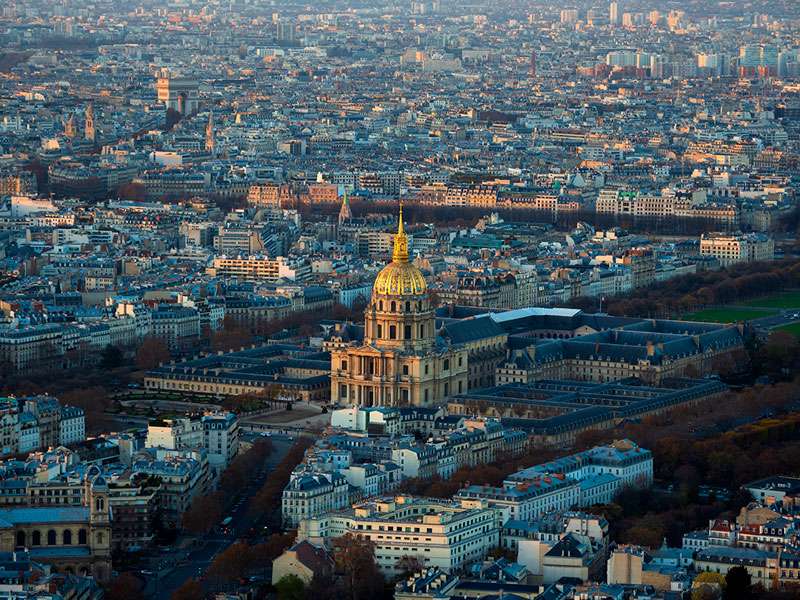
left=0, top=0, right=799, bottom=598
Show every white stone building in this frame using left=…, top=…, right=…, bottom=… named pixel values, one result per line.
left=297, top=496, right=500, bottom=576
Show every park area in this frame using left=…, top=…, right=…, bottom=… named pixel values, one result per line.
left=741, top=290, right=800, bottom=309
left=682, top=289, right=800, bottom=334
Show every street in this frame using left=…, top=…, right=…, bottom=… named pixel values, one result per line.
left=148, top=434, right=294, bottom=600
left=750, top=308, right=800, bottom=332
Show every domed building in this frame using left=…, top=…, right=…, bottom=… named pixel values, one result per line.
left=330, top=207, right=467, bottom=407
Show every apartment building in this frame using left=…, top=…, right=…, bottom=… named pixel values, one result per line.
left=307, top=183, right=339, bottom=204
left=150, top=306, right=201, bottom=351
left=503, top=440, right=653, bottom=507
left=202, top=412, right=240, bottom=475
left=23, top=397, right=61, bottom=450
left=700, top=232, right=775, bottom=267
left=213, top=227, right=265, bottom=254
left=146, top=418, right=204, bottom=451
left=131, top=449, right=210, bottom=528
left=146, top=412, right=239, bottom=475
left=248, top=183, right=292, bottom=207
left=298, top=496, right=500, bottom=575
left=282, top=469, right=349, bottom=527
left=454, top=477, right=581, bottom=522
left=0, top=399, right=20, bottom=457
left=208, top=255, right=311, bottom=282
left=59, top=406, right=86, bottom=446
left=0, top=325, right=64, bottom=372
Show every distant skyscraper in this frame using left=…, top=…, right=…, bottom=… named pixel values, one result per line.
left=560, top=9, right=578, bottom=25
left=777, top=51, right=792, bottom=77
left=529, top=52, right=537, bottom=77
left=739, top=45, right=779, bottom=76
left=84, top=103, right=95, bottom=143
left=650, top=55, right=665, bottom=78
left=609, top=1, right=619, bottom=26
left=277, top=18, right=295, bottom=43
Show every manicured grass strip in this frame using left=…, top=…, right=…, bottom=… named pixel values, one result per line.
left=775, top=322, right=800, bottom=337
left=742, top=290, right=800, bottom=309
left=683, top=307, right=778, bottom=323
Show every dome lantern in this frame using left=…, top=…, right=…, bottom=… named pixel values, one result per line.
left=372, top=204, right=427, bottom=297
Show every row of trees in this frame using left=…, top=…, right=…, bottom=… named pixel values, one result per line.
left=205, top=533, right=295, bottom=586
left=209, top=300, right=366, bottom=354
left=570, top=258, right=800, bottom=318
left=402, top=375, right=800, bottom=550
left=272, top=534, right=393, bottom=600
left=295, top=195, right=745, bottom=237
left=200, top=532, right=390, bottom=600
left=248, top=437, right=314, bottom=527
left=577, top=377, right=800, bottom=548
left=181, top=438, right=274, bottom=535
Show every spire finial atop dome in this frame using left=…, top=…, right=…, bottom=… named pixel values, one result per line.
left=392, top=202, right=409, bottom=263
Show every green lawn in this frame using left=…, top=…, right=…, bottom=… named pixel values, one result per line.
left=742, top=290, right=800, bottom=309
left=775, top=322, right=800, bottom=337
left=682, top=307, right=778, bottom=323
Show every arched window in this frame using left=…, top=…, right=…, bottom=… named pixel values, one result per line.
left=390, top=301, right=396, bottom=312
left=78, top=529, right=87, bottom=545
left=47, top=530, right=56, bottom=545
left=63, top=530, right=72, bottom=545
left=15, top=531, right=25, bottom=548
left=95, top=498, right=104, bottom=511
left=32, top=531, right=41, bottom=546
left=379, top=301, right=383, bottom=311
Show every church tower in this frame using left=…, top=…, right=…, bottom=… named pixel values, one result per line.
left=84, top=103, right=95, bottom=143
left=205, top=110, right=215, bottom=154
left=338, top=190, right=352, bottom=225
left=330, top=205, right=468, bottom=407
left=83, top=466, right=111, bottom=581
left=64, top=114, right=76, bottom=138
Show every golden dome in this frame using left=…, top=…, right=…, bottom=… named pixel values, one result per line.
left=373, top=205, right=427, bottom=297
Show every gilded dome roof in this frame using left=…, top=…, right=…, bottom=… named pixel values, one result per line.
left=373, top=206, right=427, bottom=297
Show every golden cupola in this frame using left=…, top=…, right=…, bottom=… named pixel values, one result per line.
left=373, top=205, right=427, bottom=297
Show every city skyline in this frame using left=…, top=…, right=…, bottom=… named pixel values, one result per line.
left=0, top=1, right=799, bottom=599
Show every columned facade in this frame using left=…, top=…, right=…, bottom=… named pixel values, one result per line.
left=331, top=207, right=467, bottom=407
